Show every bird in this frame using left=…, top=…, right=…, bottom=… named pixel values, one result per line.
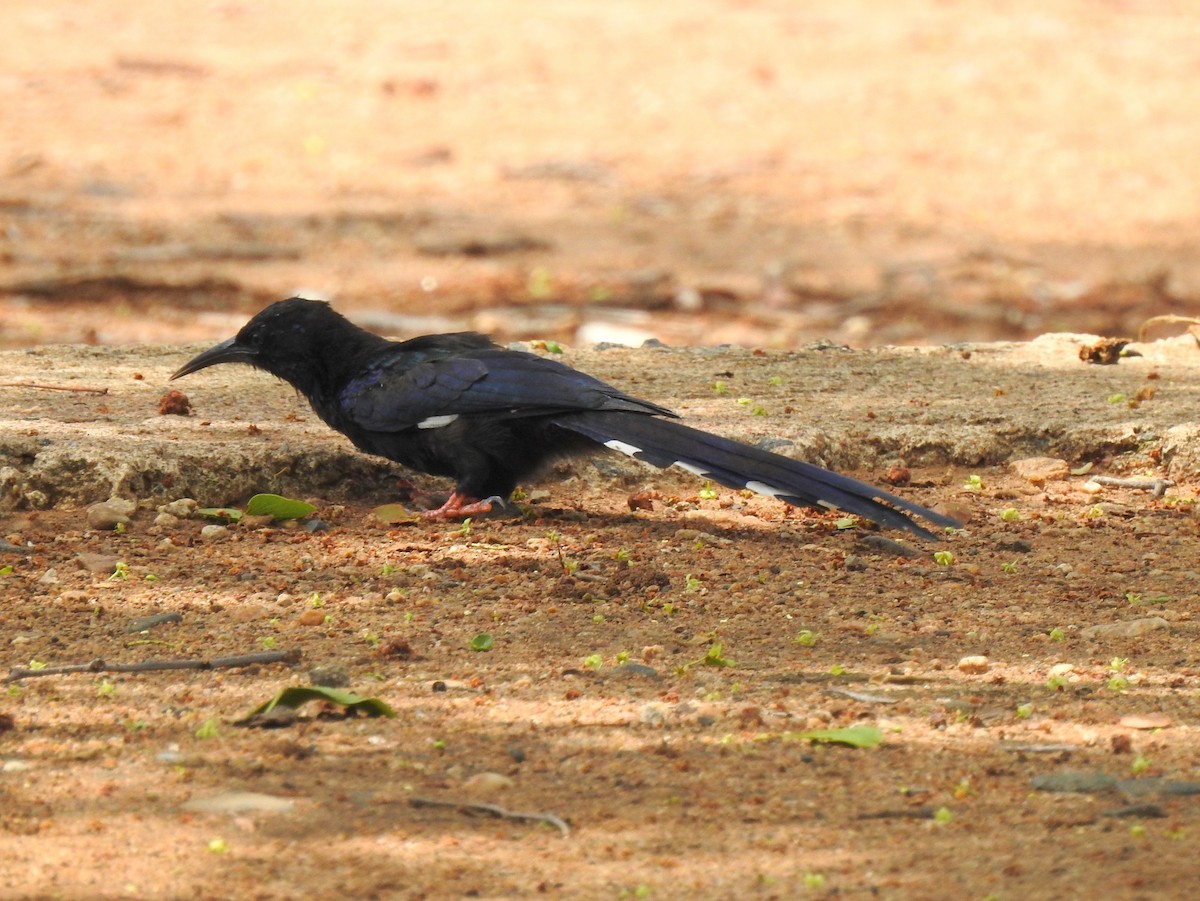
left=171, top=298, right=959, bottom=538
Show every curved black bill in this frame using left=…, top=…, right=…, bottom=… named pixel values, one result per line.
left=171, top=338, right=257, bottom=380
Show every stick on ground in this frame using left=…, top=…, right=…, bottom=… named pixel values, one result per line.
left=410, top=796, right=571, bottom=838
left=4, top=650, right=299, bottom=683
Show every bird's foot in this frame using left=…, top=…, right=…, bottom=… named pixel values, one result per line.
left=420, top=492, right=503, bottom=521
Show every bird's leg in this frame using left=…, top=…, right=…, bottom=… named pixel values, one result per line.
left=420, top=491, right=499, bottom=521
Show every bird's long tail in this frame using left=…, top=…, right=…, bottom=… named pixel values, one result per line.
left=554, top=412, right=959, bottom=540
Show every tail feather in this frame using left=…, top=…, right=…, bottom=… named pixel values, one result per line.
left=555, top=412, right=958, bottom=540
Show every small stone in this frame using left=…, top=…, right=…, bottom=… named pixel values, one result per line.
left=1048, top=663, right=1075, bottom=677
left=154, top=512, right=180, bottom=528
left=1081, top=480, right=1103, bottom=494
left=639, top=703, right=667, bottom=726
left=1081, top=617, right=1170, bottom=640
left=958, top=655, right=990, bottom=675
left=309, top=664, right=351, bottom=687
left=240, top=514, right=275, bottom=529
left=158, top=498, right=198, bottom=518
left=37, top=568, right=59, bottom=586
left=1010, top=457, right=1070, bottom=483
left=199, top=524, right=229, bottom=541
left=297, top=608, right=326, bottom=626
left=995, top=536, right=1032, bottom=553
left=463, top=772, right=513, bottom=795
left=1119, top=713, right=1172, bottom=730
left=87, top=502, right=131, bottom=531
left=77, top=552, right=121, bottom=574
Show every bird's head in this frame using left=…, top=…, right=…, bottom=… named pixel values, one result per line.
left=171, top=297, right=371, bottom=397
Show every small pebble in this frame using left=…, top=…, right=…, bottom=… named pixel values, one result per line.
left=463, top=772, right=513, bottom=795
left=154, top=512, right=180, bottom=528
left=1118, top=713, right=1171, bottom=730
left=309, top=664, right=351, bottom=687
left=158, top=498, right=197, bottom=518
left=200, top=524, right=229, bottom=541
left=1010, top=456, right=1069, bottom=483
left=1081, top=617, right=1170, bottom=640
left=77, top=552, right=121, bottom=574
left=297, top=609, right=326, bottom=626
left=958, top=655, right=990, bottom=675
left=86, top=502, right=131, bottom=531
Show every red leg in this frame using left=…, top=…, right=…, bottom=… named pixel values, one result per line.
left=420, top=491, right=496, bottom=521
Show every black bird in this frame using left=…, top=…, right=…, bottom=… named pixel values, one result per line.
left=172, top=298, right=958, bottom=538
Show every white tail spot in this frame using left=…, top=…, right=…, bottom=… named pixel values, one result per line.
left=604, top=439, right=643, bottom=457
left=417, top=414, right=459, bottom=429
left=745, top=479, right=788, bottom=500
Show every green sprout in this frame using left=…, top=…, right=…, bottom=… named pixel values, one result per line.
left=108, top=561, right=130, bottom=581
left=698, top=481, right=718, bottom=500
left=712, top=381, right=729, bottom=396
left=1015, top=703, right=1033, bottom=720
left=933, top=550, right=955, bottom=566
left=794, top=630, right=819, bottom=647
left=684, top=573, right=702, bottom=592
left=999, top=506, right=1021, bottom=522
left=680, top=641, right=736, bottom=672
left=195, top=718, right=220, bottom=740
left=1048, top=627, right=1065, bottom=642
left=1131, top=754, right=1151, bottom=775
left=582, top=653, right=603, bottom=670
left=1000, top=560, right=1018, bottom=574
left=963, top=474, right=983, bottom=491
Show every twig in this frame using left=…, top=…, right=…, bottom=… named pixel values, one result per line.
left=409, top=796, right=571, bottom=838
left=0, top=381, right=108, bottom=395
left=1089, top=475, right=1175, bottom=499
left=4, top=650, right=298, bottom=683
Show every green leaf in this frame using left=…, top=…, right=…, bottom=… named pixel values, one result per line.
left=792, top=725, right=882, bottom=749
left=196, top=507, right=243, bottom=523
left=243, top=686, right=396, bottom=720
left=245, top=493, right=317, bottom=520
left=469, top=633, right=494, bottom=652
left=372, top=503, right=419, bottom=524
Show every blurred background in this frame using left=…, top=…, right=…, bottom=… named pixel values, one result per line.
left=2, top=0, right=1199, bottom=349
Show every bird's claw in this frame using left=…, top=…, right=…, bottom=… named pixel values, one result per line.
left=420, top=491, right=500, bottom=521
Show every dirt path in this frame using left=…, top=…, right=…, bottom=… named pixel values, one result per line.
left=2, top=331, right=1200, bottom=899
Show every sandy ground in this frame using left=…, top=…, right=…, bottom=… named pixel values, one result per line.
left=3, top=331, right=1200, bottom=900
left=5, top=1, right=1200, bottom=899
